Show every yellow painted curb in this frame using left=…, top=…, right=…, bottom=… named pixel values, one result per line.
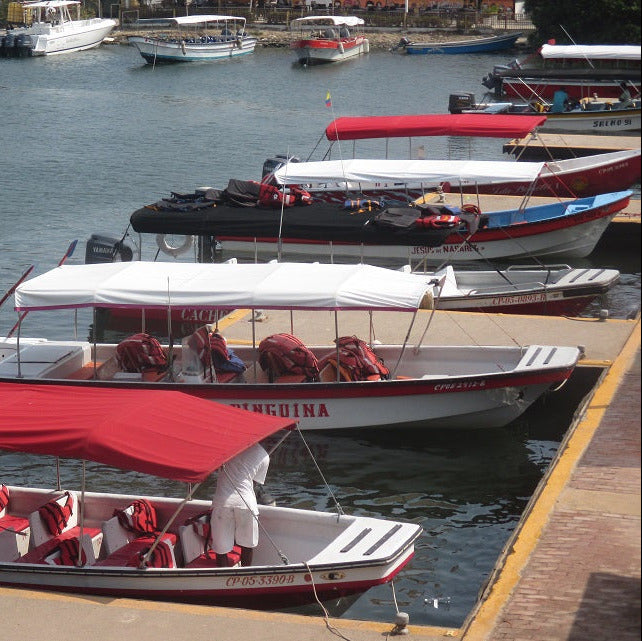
left=460, top=319, right=641, bottom=641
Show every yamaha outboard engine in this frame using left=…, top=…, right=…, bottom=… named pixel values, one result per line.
left=262, top=154, right=301, bottom=181
left=85, top=234, right=134, bottom=264
left=14, top=34, right=33, bottom=57
left=448, top=93, right=476, bottom=114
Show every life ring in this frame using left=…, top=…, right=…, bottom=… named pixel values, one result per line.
left=462, top=203, right=481, bottom=215
left=156, top=234, right=195, bottom=258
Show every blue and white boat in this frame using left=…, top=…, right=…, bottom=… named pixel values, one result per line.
left=393, top=32, right=522, bottom=55
left=128, top=15, right=256, bottom=64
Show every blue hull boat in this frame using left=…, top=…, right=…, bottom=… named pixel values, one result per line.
left=395, top=32, right=522, bottom=55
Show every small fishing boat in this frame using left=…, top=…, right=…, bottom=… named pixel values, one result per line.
left=290, top=15, right=369, bottom=65
left=482, top=43, right=642, bottom=100
left=0, top=383, right=421, bottom=611
left=448, top=92, right=641, bottom=133
left=1, top=261, right=581, bottom=431
left=128, top=15, right=256, bottom=64
left=275, top=113, right=641, bottom=199
left=392, top=32, right=522, bottom=55
left=0, top=0, right=116, bottom=57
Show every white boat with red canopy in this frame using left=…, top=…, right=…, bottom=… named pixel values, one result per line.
left=1, top=261, right=581, bottom=430
left=0, top=383, right=421, bottom=609
left=301, top=113, right=641, bottom=200
left=290, top=15, right=369, bottom=65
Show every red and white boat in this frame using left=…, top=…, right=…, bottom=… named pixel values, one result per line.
left=290, top=15, right=369, bottom=65
left=482, top=43, right=641, bottom=100
left=0, top=384, right=421, bottom=610
left=1, top=261, right=581, bottom=430
left=295, top=113, right=641, bottom=199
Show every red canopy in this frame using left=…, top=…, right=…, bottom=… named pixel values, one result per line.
left=0, top=383, right=295, bottom=483
left=324, top=114, right=547, bottom=141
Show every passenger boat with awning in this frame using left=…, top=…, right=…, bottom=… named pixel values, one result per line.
left=0, top=383, right=421, bottom=610
left=1, top=261, right=581, bottom=430
left=301, top=113, right=641, bottom=199
left=128, top=15, right=256, bottom=64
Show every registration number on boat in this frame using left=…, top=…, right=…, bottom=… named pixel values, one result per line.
left=226, top=574, right=296, bottom=587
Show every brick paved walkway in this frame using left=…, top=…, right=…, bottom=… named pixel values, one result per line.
left=463, top=344, right=641, bottom=641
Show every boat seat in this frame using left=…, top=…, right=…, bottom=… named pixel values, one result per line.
left=178, top=512, right=241, bottom=568
left=0, top=485, right=31, bottom=560
left=17, top=530, right=102, bottom=565
left=67, top=361, right=104, bottom=380
left=97, top=500, right=178, bottom=568
left=95, top=534, right=177, bottom=568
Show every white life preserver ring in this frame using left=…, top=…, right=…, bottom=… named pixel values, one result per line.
left=156, top=234, right=194, bottom=258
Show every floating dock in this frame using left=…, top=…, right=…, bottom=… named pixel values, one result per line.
left=503, top=133, right=641, bottom=159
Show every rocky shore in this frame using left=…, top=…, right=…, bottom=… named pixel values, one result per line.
left=110, top=25, right=511, bottom=51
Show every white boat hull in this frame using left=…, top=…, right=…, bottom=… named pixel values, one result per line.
left=0, top=487, right=420, bottom=610
left=129, top=35, right=256, bottom=63
left=0, top=341, right=580, bottom=431
left=291, top=37, right=369, bottom=64
left=26, top=18, right=116, bottom=55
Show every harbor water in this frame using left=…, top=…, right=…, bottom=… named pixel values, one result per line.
left=0, top=43, right=640, bottom=627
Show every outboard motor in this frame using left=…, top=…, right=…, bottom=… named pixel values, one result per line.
left=85, top=234, right=134, bottom=264
left=14, top=34, right=33, bottom=57
left=448, top=93, right=476, bottom=114
left=262, top=154, right=300, bottom=181
left=3, top=32, right=16, bottom=57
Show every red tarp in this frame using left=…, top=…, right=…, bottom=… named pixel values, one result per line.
left=0, top=383, right=295, bottom=483
left=324, top=114, right=547, bottom=141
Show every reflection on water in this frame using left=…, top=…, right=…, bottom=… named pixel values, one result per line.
left=0, top=368, right=601, bottom=626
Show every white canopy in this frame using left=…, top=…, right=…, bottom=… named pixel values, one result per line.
left=291, top=15, right=365, bottom=26
left=273, top=158, right=545, bottom=186
left=540, top=44, right=641, bottom=61
left=169, top=15, right=245, bottom=25
left=24, top=1, right=81, bottom=7
left=15, top=262, right=433, bottom=312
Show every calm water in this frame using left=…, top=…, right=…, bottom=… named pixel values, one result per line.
left=0, top=43, right=639, bottom=627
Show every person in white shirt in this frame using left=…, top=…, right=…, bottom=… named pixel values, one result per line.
left=210, top=443, right=270, bottom=567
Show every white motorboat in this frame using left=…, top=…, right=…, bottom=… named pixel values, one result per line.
left=1, top=261, right=581, bottom=431
left=290, top=15, right=369, bottom=65
left=2, top=1, right=116, bottom=56
left=0, top=383, right=421, bottom=610
left=128, top=15, right=256, bottom=64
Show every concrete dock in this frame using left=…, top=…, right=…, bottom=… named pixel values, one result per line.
left=503, top=133, right=641, bottom=159
left=1, top=312, right=639, bottom=640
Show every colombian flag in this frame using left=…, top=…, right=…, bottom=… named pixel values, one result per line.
left=325, top=91, right=332, bottom=108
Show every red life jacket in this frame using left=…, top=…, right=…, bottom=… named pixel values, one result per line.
left=116, top=333, right=168, bottom=373
left=53, top=537, right=87, bottom=566
left=415, top=214, right=461, bottom=229
left=258, top=183, right=296, bottom=208
left=319, top=336, right=390, bottom=382
left=128, top=540, right=175, bottom=568
left=258, top=333, right=319, bottom=381
left=115, top=499, right=158, bottom=535
left=38, top=492, right=74, bottom=536
left=0, top=485, right=9, bottom=512
left=288, top=185, right=313, bottom=205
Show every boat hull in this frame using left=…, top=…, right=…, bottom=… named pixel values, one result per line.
left=128, top=36, right=256, bottom=63
left=291, top=36, right=368, bottom=64
left=404, top=33, right=521, bottom=55
left=0, top=488, right=419, bottom=611
left=0, top=342, right=579, bottom=430
left=308, top=150, right=641, bottom=200
left=24, top=19, right=116, bottom=55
